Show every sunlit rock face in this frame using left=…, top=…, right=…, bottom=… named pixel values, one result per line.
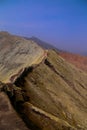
left=0, top=32, right=87, bottom=130
left=0, top=32, right=44, bottom=83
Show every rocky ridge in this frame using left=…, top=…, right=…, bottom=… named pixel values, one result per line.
left=0, top=32, right=87, bottom=130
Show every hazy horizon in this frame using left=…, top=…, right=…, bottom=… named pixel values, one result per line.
left=0, top=0, right=87, bottom=55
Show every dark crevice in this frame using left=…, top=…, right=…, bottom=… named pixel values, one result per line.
left=14, top=66, right=33, bottom=87
left=45, top=59, right=59, bottom=75
left=45, top=59, right=71, bottom=82
left=76, top=80, right=87, bottom=91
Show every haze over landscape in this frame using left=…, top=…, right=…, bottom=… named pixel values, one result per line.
left=0, top=0, right=87, bottom=54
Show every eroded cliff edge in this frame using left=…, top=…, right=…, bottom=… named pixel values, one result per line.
left=0, top=32, right=87, bottom=130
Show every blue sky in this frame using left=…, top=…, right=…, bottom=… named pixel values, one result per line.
left=0, top=0, right=87, bottom=54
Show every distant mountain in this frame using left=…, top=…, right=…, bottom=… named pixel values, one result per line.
left=25, top=36, right=87, bottom=56
left=25, top=36, right=60, bottom=51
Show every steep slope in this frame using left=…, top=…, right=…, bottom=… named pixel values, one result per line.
left=13, top=50, right=87, bottom=130
left=0, top=32, right=87, bottom=130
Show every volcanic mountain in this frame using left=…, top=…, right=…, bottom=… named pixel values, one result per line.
left=0, top=32, right=87, bottom=130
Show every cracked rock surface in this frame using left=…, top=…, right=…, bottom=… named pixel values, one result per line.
left=0, top=32, right=87, bottom=130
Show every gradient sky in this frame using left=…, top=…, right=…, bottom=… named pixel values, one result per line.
left=0, top=0, right=87, bottom=54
